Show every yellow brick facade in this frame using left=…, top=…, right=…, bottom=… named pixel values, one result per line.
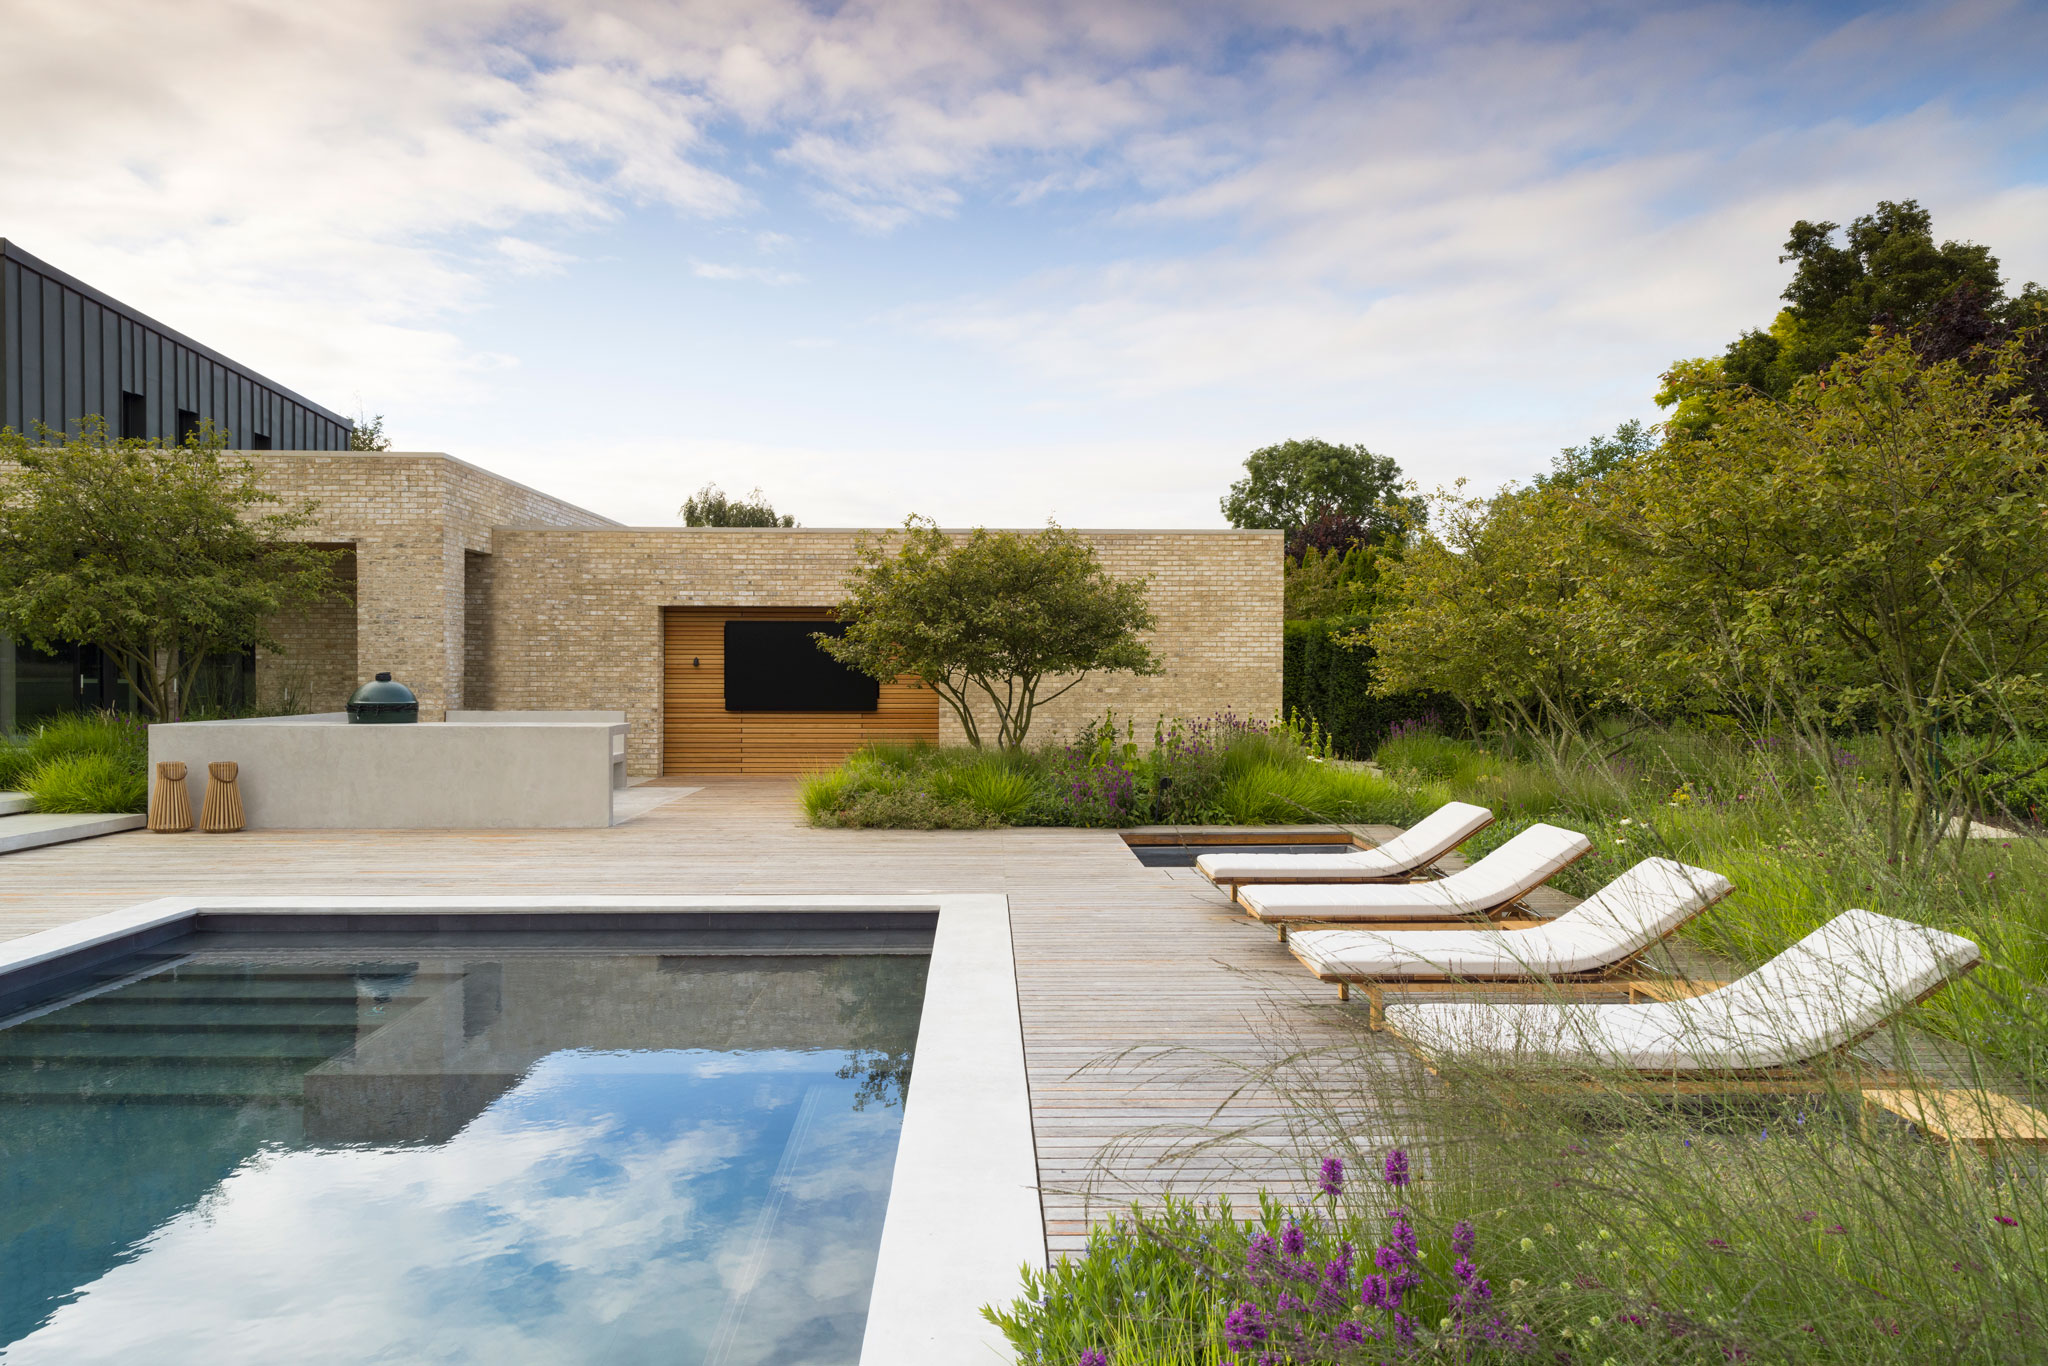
left=251, top=453, right=1283, bottom=775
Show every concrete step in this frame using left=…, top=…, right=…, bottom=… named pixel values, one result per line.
left=0, top=810, right=147, bottom=855
left=0, top=791, right=30, bottom=817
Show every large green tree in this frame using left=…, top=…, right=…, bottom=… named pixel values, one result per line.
left=0, top=417, right=343, bottom=720
left=819, top=517, right=1158, bottom=748
left=1598, top=335, right=2048, bottom=850
left=1220, top=438, right=1423, bottom=540
left=1719, top=199, right=2012, bottom=399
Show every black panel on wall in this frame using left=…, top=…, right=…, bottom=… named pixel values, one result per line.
left=723, top=620, right=880, bottom=713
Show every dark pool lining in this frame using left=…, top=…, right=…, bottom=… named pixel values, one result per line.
left=0, top=909, right=939, bottom=1022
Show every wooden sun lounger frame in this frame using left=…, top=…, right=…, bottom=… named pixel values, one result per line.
left=1249, top=836, right=1589, bottom=940
left=1290, top=877, right=1736, bottom=1021
left=1380, top=969, right=1972, bottom=1088
left=1202, top=812, right=1498, bottom=898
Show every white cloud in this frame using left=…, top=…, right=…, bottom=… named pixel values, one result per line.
left=2, top=0, right=2042, bottom=519
left=691, top=260, right=806, bottom=285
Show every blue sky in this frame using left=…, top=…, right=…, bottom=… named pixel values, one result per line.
left=5, top=0, right=2044, bottom=526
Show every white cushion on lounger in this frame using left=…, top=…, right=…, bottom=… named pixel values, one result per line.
left=1195, top=801, right=1493, bottom=884
left=1288, top=857, right=1732, bottom=980
left=1383, top=909, right=1980, bottom=1072
left=1237, top=822, right=1592, bottom=923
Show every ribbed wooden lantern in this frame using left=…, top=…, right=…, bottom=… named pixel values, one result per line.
left=148, top=761, right=192, bottom=833
left=200, top=761, right=245, bottom=833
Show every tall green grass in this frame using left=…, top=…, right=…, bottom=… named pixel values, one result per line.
left=3, top=712, right=150, bottom=812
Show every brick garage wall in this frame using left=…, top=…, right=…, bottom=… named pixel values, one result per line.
left=247, top=452, right=616, bottom=718
left=472, top=528, right=1283, bottom=776
left=256, top=546, right=357, bottom=712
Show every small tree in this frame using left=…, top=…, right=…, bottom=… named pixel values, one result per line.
left=0, top=417, right=343, bottom=721
left=818, top=517, right=1160, bottom=748
left=348, top=410, right=392, bottom=451
left=680, top=483, right=797, bottom=527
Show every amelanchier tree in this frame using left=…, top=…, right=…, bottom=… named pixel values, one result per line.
left=0, top=417, right=344, bottom=721
left=819, top=517, right=1159, bottom=749
left=1597, top=334, right=2048, bottom=851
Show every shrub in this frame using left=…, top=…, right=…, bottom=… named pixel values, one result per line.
left=1285, top=615, right=1456, bottom=759
left=24, top=752, right=147, bottom=813
left=811, top=786, right=998, bottom=830
left=25, top=711, right=148, bottom=769
left=0, top=741, right=33, bottom=790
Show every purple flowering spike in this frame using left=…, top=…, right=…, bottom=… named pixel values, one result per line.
left=1382, top=1149, right=1409, bottom=1188
left=1224, top=1301, right=1269, bottom=1351
left=1077, top=1353, right=1108, bottom=1366
left=1318, top=1156, right=1345, bottom=1196
left=1335, top=1321, right=1366, bottom=1345
left=1359, top=1272, right=1388, bottom=1309
left=1451, top=1219, right=1476, bottom=1257
left=1392, top=1311, right=1417, bottom=1346
left=1246, top=1232, right=1277, bottom=1281
left=1280, top=1220, right=1306, bottom=1257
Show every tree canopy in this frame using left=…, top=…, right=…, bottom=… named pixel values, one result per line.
left=680, top=482, right=797, bottom=527
left=1221, top=439, right=1423, bottom=543
left=0, top=417, right=344, bottom=720
left=1532, top=419, right=1658, bottom=491
left=1716, top=199, right=2028, bottom=400
left=818, top=517, right=1159, bottom=748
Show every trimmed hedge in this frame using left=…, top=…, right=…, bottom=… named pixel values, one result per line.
left=1282, top=615, right=1454, bottom=758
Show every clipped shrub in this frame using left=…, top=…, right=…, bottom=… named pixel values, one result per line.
left=1283, top=616, right=1454, bottom=758
left=24, top=752, right=148, bottom=814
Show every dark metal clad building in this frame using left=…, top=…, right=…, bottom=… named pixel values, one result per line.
left=0, top=239, right=351, bottom=449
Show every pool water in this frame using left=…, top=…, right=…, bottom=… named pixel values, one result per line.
left=0, top=944, right=927, bottom=1364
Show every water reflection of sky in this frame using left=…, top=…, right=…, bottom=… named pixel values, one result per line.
left=2, top=1049, right=903, bottom=1365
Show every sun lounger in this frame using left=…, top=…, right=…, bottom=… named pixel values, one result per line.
left=1285, top=857, right=1733, bottom=1008
left=1195, top=801, right=1494, bottom=894
left=1236, top=822, right=1591, bottom=935
left=1382, top=909, right=1980, bottom=1075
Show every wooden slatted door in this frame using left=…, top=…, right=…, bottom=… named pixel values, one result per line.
left=661, top=607, right=940, bottom=774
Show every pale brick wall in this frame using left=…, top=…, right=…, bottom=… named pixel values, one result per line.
left=246, top=452, right=616, bottom=718
left=257, top=546, right=358, bottom=712
left=471, top=527, right=1283, bottom=776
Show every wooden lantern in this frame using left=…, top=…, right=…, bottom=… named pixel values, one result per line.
left=200, top=761, right=245, bottom=833
left=148, top=761, right=192, bottom=833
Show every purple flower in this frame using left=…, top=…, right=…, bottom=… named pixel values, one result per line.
left=1224, top=1301, right=1269, bottom=1351
left=1995, top=1215, right=2018, bottom=1227
left=1392, top=1311, right=1417, bottom=1346
left=1451, top=1219, right=1476, bottom=1257
left=1382, top=1149, right=1409, bottom=1188
left=1077, top=1353, right=1108, bottom=1366
left=1334, top=1321, right=1366, bottom=1345
left=1246, top=1232, right=1277, bottom=1278
left=1280, top=1221, right=1306, bottom=1258
left=1318, top=1156, right=1345, bottom=1197
left=1359, top=1273, right=1390, bottom=1310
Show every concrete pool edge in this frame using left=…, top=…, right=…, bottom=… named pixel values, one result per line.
left=0, top=893, right=1046, bottom=1365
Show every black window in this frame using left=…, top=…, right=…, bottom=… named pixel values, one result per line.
left=120, top=391, right=147, bottom=441
left=723, top=621, right=880, bottom=712
left=251, top=432, right=272, bottom=450
left=175, top=409, right=199, bottom=445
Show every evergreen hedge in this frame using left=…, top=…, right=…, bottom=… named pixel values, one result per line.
left=1282, top=615, right=1455, bottom=758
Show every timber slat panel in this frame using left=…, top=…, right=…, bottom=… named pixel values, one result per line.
left=662, top=607, right=937, bottom=775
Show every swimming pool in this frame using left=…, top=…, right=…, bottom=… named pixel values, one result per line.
left=0, top=899, right=1040, bottom=1364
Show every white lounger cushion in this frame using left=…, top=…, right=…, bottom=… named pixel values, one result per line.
left=1237, top=822, right=1592, bottom=923
left=1288, top=857, right=1733, bottom=980
left=1384, top=909, right=1980, bottom=1072
left=1195, top=801, right=1493, bottom=885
